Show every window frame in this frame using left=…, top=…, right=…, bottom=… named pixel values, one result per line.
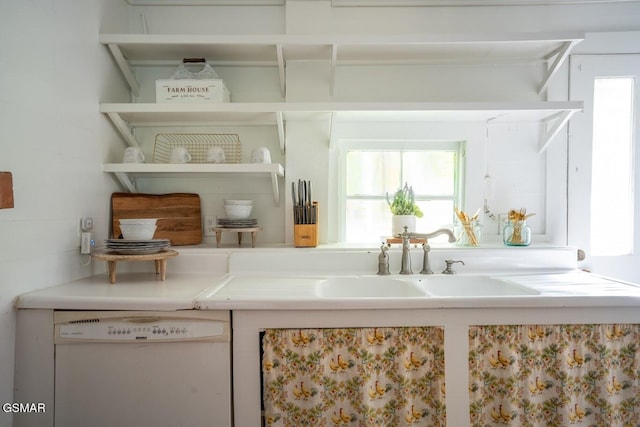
left=337, top=138, right=465, bottom=242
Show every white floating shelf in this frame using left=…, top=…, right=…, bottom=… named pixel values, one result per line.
left=101, top=101, right=582, bottom=123
left=103, top=163, right=285, bottom=203
left=100, top=31, right=584, bottom=96
left=101, top=101, right=582, bottom=152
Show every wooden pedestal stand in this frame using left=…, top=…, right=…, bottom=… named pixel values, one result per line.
left=92, top=249, right=178, bottom=284
left=213, top=226, right=262, bottom=247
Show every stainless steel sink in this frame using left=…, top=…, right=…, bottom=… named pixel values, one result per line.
left=317, top=276, right=429, bottom=298
left=411, top=275, right=540, bottom=297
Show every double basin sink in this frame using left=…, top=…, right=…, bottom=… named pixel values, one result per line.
left=317, top=275, right=539, bottom=298
left=205, top=271, right=640, bottom=302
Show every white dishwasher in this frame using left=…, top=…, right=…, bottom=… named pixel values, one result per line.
left=53, top=310, right=231, bottom=427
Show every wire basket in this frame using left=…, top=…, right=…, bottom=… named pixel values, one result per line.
left=153, top=133, right=242, bottom=164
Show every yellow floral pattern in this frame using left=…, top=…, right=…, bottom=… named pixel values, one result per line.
left=262, top=327, right=446, bottom=427
left=469, top=324, right=640, bottom=427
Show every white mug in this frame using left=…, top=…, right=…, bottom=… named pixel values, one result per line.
left=206, top=147, right=225, bottom=163
left=123, top=146, right=145, bottom=163
left=169, top=147, right=191, bottom=164
left=251, top=147, right=271, bottom=164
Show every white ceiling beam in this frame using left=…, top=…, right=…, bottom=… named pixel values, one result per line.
left=126, top=0, right=283, bottom=5
left=333, top=0, right=639, bottom=6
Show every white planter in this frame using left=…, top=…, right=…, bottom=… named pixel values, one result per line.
left=392, top=215, right=416, bottom=236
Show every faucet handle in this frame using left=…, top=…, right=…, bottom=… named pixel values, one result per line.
left=442, top=259, right=465, bottom=274
left=395, top=225, right=410, bottom=239
left=377, top=243, right=390, bottom=275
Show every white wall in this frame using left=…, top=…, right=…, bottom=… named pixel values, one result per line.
left=125, top=1, right=636, bottom=246
left=0, top=1, right=129, bottom=423
left=1, top=0, right=640, bottom=421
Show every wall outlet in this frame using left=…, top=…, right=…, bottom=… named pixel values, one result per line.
left=204, top=216, right=217, bottom=236
left=81, top=232, right=93, bottom=254
left=80, top=217, right=93, bottom=232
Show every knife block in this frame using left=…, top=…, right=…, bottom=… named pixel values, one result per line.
left=294, top=202, right=318, bottom=247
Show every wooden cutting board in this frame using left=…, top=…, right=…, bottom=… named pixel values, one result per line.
left=111, top=193, right=202, bottom=245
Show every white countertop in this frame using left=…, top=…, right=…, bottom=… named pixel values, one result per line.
left=15, top=270, right=640, bottom=311
left=14, top=246, right=640, bottom=312
left=15, top=273, right=219, bottom=311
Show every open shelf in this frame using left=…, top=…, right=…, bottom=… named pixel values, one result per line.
left=100, top=31, right=584, bottom=96
left=103, top=163, right=285, bottom=203
left=99, top=31, right=585, bottom=202
left=101, top=100, right=583, bottom=153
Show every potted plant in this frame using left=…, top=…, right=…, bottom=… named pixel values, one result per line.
left=387, top=183, right=423, bottom=235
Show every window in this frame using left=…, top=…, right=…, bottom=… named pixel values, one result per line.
left=591, top=77, right=635, bottom=256
left=341, top=140, right=463, bottom=243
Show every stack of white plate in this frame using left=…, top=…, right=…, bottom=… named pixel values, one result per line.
left=105, top=238, right=171, bottom=255
left=223, top=200, right=253, bottom=219
left=217, top=218, right=258, bottom=228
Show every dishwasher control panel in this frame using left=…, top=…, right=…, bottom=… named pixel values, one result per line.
left=57, top=318, right=226, bottom=342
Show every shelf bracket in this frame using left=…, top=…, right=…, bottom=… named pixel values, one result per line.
left=538, top=110, right=575, bottom=154
left=270, top=172, right=280, bottom=205
left=328, top=111, right=337, bottom=149
left=114, top=172, right=137, bottom=193
left=107, top=43, right=141, bottom=97
left=107, top=113, right=141, bottom=148
left=276, top=111, right=285, bottom=153
left=276, top=44, right=286, bottom=98
left=330, top=44, right=338, bottom=98
left=537, top=40, right=578, bottom=95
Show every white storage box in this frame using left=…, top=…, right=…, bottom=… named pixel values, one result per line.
left=155, top=79, right=230, bottom=103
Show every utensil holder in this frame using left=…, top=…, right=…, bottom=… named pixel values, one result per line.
left=454, top=220, right=482, bottom=247
left=294, top=202, right=318, bottom=247
left=503, top=219, right=531, bottom=246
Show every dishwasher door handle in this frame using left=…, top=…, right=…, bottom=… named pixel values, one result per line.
left=122, top=317, right=161, bottom=324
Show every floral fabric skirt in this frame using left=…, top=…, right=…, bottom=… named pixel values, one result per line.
left=262, top=327, right=446, bottom=427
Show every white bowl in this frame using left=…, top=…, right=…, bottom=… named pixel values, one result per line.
left=224, top=204, right=253, bottom=219
left=224, top=200, right=253, bottom=205
left=120, top=224, right=157, bottom=240
left=119, top=218, right=157, bottom=225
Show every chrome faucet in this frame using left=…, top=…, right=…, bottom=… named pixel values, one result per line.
left=397, top=226, right=456, bottom=275
left=399, top=227, right=413, bottom=274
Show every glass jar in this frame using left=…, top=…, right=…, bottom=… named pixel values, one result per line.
left=503, top=220, right=531, bottom=246
left=454, top=220, right=482, bottom=247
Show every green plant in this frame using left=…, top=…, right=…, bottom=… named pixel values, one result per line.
left=386, top=183, right=423, bottom=218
